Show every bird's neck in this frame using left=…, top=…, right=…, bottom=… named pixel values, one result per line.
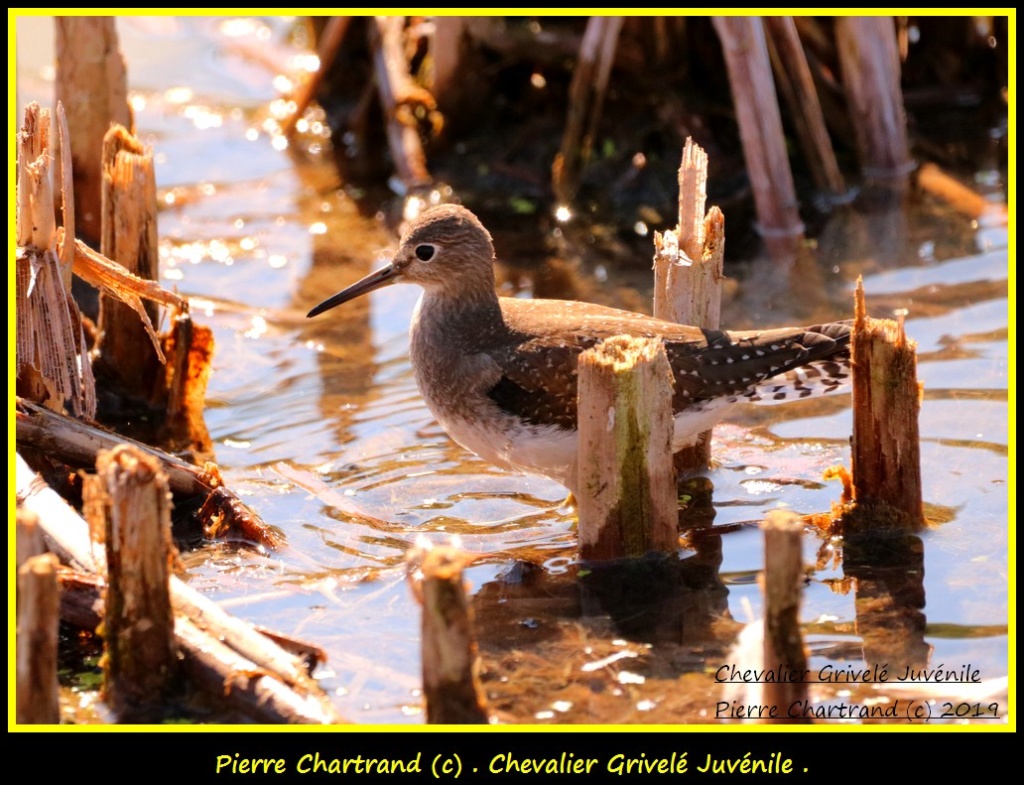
left=411, top=283, right=509, bottom=362
left=415, top=282, right=505, bottom=333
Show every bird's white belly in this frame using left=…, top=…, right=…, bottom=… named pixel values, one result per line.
left=669, top=399, right=734, bottom=451
left=436, top=409, right=579, bottom=488
left=430, top=398, right=734, bottom=493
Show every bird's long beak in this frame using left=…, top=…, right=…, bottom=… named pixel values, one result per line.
left=307, top=262, right=400, bottom=317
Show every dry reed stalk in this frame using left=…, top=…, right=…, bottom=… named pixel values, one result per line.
left=552, top=16, right=624, bottom=203
left=55, top=17, right=131, bottom=246
left=713, top=16, right=804, bottom=261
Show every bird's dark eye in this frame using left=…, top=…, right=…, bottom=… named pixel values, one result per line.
left=415, top=244, right=435, bottom=262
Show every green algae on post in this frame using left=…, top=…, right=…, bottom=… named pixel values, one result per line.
left=577, top=335, right=677, bottom=561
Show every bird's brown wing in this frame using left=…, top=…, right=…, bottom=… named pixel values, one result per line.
left=668, top=323, right=852, bottom=403
left=489, top=297, right=851, bottom=426
left=485, top=337, right=595, bottom=430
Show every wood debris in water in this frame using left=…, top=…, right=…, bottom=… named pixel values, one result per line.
left=55, top=16, right=131, bottom=247
left=16, top=553, right=61, bottom=724
left=95, top=124, right=165, bottom=406
left=760, top=511, right=810, bottom=724
left=16, top=398, right=282, bottom=550
left=86, top=446, right=177, bottom=721
left=917, top=162, right=1008, bottom=223
left=15, top=454, right=344, bottom=724
left=848, top=278, right=924, bottom=532
left=160, top=308, right=215, bottom=459
left=407, top=543, right=489, bottom=724
left=18, top=95, right=214, bottom=467
left=95, top=121, right=214, bottom=454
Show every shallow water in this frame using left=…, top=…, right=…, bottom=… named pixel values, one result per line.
left=16, top=16, right=1009, bottom=725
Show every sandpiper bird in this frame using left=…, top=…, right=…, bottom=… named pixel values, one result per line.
left=308, top=205, right=851, bottom=494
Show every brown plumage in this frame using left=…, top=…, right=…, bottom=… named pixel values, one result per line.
left=309, top=204, right=851, bottom=493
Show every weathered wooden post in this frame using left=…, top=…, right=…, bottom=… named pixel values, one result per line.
left=577, top=336, right=678, bottom=561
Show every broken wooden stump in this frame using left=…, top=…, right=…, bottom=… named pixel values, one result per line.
left=407, top=544, right=489, bottom=724
left=577, top=336, right=677, bottom=561
left=761, top=510, right=810, bottom=724
left=16, top=453, right=343, bottom=724
left=86, top=445, right=177, bottom=720
left=97, top=124, right=162, bottom=402
left=653, top=138, right=725, bottom=475
left=16, top=553, right=62, bottom=724
left=849, top=279, right=924, bottom=532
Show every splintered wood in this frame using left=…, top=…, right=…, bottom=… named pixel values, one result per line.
left=15, top=454, right=343, bottom=724
left=68, top=238, right=180, bottom=360
left=408, top=545, right=489, bottom=724
left=161, top=309, right=215, bottom=458
left=98, top=125, right=162, bottom=399
left=577, top=336, right=677, bottom=561
left=16, top=103, right=96, bottom=419
left=653, top=138, right=724, bottom=473
left=850, top=278, right=924, bottom=531
left=653, top=140, right=725, bottom=329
